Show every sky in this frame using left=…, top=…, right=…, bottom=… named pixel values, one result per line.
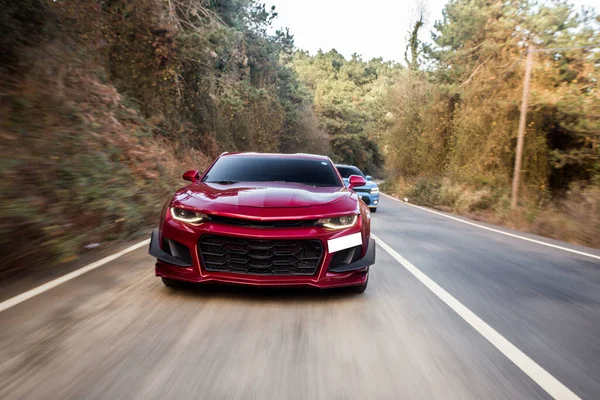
left=266, top=0, right=600, bottom=63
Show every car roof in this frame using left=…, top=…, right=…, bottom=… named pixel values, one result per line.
left=220, top=152, right=330, bottom=161
left=335, top=164, right=361, bottom=169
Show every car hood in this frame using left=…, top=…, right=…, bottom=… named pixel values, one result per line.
left=174, top=182, right=349, bottom=210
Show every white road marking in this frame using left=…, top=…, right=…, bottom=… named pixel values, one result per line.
left=381, top=193, right=600, bottom=261
left=372, top=233, right=581, bottom=400
left=0, top=239, right=150, bottom=313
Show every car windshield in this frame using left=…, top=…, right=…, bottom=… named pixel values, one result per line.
left=336, top=166, right=365, bottom=179
left=202, top=156, right=343, bottom=187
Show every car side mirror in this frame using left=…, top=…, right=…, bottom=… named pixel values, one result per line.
left=366, top=175, right=373, bottom=181
left=348, top=175, right=366, bottom=190
left=182, top=170, right=200, bottom=183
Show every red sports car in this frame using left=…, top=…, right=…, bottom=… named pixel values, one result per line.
left=149, top=152, right=375, bottom=293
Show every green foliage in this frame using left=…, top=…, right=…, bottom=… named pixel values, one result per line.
left=92, top=0, right=325, bottom=158
left=405, top=13, right=424, bottom=71
left=388, top=0, right=599, bottom=199
left=386, top=71, right=453, bottom=177
left=382, top=0, right=599, bottom=246
left=289, top=50, right=401, bottom=173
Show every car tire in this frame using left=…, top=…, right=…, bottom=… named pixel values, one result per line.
left=369, top=207, right=377, bottom=213
left=348, top=278, right=368, bottom=294
left=161, top=277, right=181, bottom=288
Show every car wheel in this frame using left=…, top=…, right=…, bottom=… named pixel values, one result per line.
left=162, top=277, right=180, bottom=288
left=348, top=279, right=368, bottom=294
left=369, top=207, right=377, bottom=213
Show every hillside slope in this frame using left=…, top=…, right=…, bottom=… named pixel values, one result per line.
left=0, top=0, right=327, bottom=276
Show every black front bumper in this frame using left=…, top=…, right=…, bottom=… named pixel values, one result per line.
left=328, top=238, right=376, bottom=273
left=150, top=228, right=376, bottom=273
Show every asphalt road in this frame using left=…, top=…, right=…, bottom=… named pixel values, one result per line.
left=1, top=195, right=599, bottom=399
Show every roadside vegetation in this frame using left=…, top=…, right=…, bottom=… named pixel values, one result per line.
left=0, top=0, right=598, bottom=276
left=0, top=0, right=325, bottom=276
left=381, top=0, right=599, bottom=247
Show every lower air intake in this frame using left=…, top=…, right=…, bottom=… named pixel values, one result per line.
left=198, top=235, right=323, bottom=276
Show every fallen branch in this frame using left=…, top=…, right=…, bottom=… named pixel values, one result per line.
left=460, top=55, right=492, bottom=87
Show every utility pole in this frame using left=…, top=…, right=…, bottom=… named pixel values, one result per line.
left=510, top=47, right=534, bottom=209
left=510, top=43, right=599, bottom=210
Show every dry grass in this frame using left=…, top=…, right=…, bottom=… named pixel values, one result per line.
left=383, top=177, right=600, bottom=248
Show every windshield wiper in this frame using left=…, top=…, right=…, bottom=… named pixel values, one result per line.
left=207, top=180, right=239, bottom=185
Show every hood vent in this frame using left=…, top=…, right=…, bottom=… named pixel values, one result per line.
left=209, top=215, right=317, bottom=229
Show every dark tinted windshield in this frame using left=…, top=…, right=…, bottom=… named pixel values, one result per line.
left=203, top=156, right=343, bottom=187
left=336, top=165, right=365, bottom=179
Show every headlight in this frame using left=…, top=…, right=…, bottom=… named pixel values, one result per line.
left=370, top=187, right=379, bottom=194
left=170, top=207, right=209, bottom=225
left=317, top=214, right=358, bottom=229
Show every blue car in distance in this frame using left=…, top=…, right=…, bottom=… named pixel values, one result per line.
left=335, top=164, right=379, bottom=212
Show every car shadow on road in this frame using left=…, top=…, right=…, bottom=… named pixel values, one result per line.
left=163, top=281, right=361, bottom=303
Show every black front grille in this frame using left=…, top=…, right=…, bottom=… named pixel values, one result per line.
left=198, top=235, right=323, bottom=275
left=209, top=215, right=317, bottom=229
left=354, top=188, right=370, bottom=193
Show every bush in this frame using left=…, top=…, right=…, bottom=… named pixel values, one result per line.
left=533, top=183, right=600, bottom=247
left=382, top=175, right=599, bottom=248
left=0, top=36, right=206, bottom=277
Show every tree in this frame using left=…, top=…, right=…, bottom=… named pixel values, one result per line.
left=289, top=50, right=401, bottom=172
left=420, top=0, right=600, bottom=193
left=404, top=13, right=424, bottom=71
